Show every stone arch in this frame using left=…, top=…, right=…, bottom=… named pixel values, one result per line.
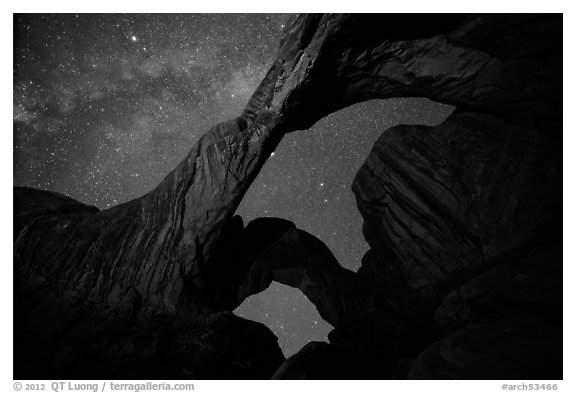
left=14, top=14, right=561, bottom=379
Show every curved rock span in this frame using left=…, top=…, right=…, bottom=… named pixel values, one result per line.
left=14, top=14, right=562, bottom=379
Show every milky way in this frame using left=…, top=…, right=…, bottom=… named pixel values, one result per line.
left=14, top=14, right=453, bottom=356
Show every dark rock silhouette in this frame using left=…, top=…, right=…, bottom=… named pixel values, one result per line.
left=235, top=223, right=377, bottom=327
left=271, top=341, right=346, bottom=379
left=14, top=14, right=561, bottom=379
left=350, top=15, right=562, bottom=378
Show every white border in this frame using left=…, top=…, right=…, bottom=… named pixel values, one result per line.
left=3, top=2, right=571, bottom=390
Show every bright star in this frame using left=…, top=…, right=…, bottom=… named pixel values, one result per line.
left=130, top=35, right=138, bottom=42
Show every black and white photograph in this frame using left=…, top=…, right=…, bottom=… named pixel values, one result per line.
left=8, top=3, right=569, bottom=389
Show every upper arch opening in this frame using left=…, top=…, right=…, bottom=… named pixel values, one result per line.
left=238, top=98, right=454, bottom=271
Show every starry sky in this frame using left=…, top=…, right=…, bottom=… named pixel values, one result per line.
left=13, top=13, right=453, bottom=357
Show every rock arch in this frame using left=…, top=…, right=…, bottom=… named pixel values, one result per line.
left=14, top=14, right=562, bottom=379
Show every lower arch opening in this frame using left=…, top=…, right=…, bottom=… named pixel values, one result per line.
left=234, top=282, right=333, bottom=357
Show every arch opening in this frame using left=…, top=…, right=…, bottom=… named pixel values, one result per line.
left=234, top=97, right=454, bottom=357
left=234, top=282, right=333, bottom=357
left=238, top=97, right=454, bottom=271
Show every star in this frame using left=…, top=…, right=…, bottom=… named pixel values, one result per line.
left=130, top=35, right=138, bottom=42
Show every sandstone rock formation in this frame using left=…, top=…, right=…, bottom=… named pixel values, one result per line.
left=14, top=14, right=562, bottom=379
left=350, top=15, right=562, bottom=378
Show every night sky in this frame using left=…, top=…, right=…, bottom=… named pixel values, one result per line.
left=13, top=14, right=453, bottom=356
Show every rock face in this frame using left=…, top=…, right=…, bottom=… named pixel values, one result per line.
left=351, top=15, right=562, bottom=378
left=14, top=14, right=561, bottom=379
left=353, top=112, right=562, bottom=326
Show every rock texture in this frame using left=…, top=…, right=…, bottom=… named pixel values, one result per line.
left=14, top=14, right=561, bottom=379
left=351, top=15, right=562, bottom=378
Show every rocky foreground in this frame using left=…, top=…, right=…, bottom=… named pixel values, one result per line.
left=14, top=14, right=562, bottom=379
